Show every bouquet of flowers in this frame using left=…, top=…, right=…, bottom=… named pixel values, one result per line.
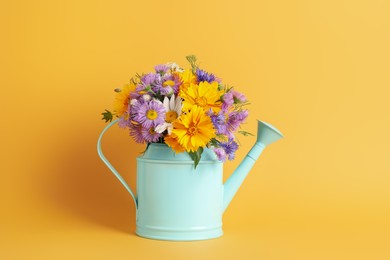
left=102, top=55, right=250, bottom=167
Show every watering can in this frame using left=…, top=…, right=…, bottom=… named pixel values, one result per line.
left=97, top=119, right=283, bottom=241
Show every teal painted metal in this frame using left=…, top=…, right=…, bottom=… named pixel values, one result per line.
left=97, top=119, right=283, bottom=241
left=97, top=119, right=138, bottom=207
left=223, top=121, right=284, bottom=212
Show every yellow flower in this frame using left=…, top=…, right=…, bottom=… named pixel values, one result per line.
left=113, top=83, right=136, bottom=117
left=179, top=81, right=223, bottom=113
left=165, top=133, right=185, bottom=153
left=171, top=105, right=216, bottom=152
left=177, top=69, right=196, bottom=94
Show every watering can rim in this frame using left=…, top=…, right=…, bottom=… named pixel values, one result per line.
left=258, top=120, right=284, bottom=137
left=138, top=142, right=221, bottom=163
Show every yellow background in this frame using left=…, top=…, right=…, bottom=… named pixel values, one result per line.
left=1, top=0, right=389, bottom=259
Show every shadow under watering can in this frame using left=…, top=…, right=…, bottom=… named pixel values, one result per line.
left=97, top=120, right=283, bottom=241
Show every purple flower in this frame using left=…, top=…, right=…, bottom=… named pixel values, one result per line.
left=213, top=147, right=227, bottom=162
left=154, top=64, right=169, bottom=74
left=141, top=73, right=159, bottom=85
left=153, top=73, right=181, bottom=96
left=136, top=73, right=160, bottom=93
left=141, top=127, right=162, bottom=143
left=219, top=139, right=239, bottom=161
left=209, top=109, right=248, bottom=138
left=129, top=123, right=146, bottom=144
left=209, top=110, right=229, bottom=136
left=222, top=92, right=234, bottom=110
left=132, top=100, right=166, bottom=128
left=118, top=117, right=130, bottom=128
left=227, top=110, right=248, bottom=133
left=130, top=91, right=141, bottom=100
left=196, top=68, right=216, bottom=83
left=232, top=90, right=247, bottom=103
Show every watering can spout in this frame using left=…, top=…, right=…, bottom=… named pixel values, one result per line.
left=222, top=120, right=283, bottom=213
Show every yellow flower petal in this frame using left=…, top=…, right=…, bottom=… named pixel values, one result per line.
left=179, top=81, right=223, bottom=113
left=171, top=105, right=216, bottom=152
left=113, top=83, right=136, bottom=116
left=165, top=133, right=185, bottom=153
left=178, top=70, right=196, bottom=94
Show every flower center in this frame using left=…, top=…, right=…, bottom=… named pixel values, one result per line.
left=146, top=109, right=158, bottom=120
left=165, top=111, right=178, bottom=123
left=195, top=97, right=207, bottom=106
left=149, top=128, right=156, bottom=134
left=187, top=124, right=198, bottom=136
left=163, top=80, right=175, bottom=88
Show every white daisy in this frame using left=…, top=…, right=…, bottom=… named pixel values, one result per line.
left=167, top=62, right=184, bottom=72
left=155, top=95, right=182, bottom=134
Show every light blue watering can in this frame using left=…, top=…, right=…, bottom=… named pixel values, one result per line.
left=97, top=120, right=283, bottom=241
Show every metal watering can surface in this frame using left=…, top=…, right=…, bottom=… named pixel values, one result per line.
left=97, top=119, right=283, bottom=241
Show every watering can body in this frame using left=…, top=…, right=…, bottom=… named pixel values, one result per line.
left=136, top=144, right=223, bottom=240
left=97, top=119, right=283, bottom=241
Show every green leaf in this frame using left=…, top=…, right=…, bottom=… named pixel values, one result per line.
left=101, top=109, right=113, bottom=123
left=238, top=130, right=254, bottom=137
left=186, top=55, right=198, bottom=74
left=209, top=138, right=220, bottom=147
left=188, top=147, right=204, bottom=169
left=218, top=83, right=225, bottom=91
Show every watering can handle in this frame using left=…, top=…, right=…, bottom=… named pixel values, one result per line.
left=97, top=119, right=137, bottom=207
